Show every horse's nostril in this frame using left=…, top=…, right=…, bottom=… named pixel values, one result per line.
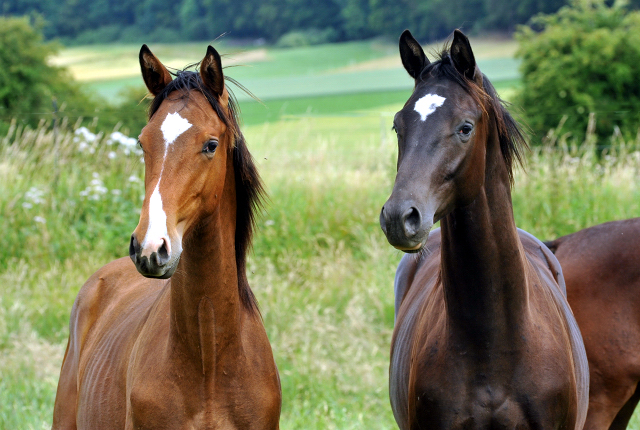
left=155, top=239, right=170, bottom=266
left=402, top=207, right=422, bottom=237
left=380, top=206, right=388, bottom=235
left=129, top=235, right=140, bottom=263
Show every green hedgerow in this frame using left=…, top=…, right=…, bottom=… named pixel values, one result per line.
left=516, top=0, right=640, bottom=142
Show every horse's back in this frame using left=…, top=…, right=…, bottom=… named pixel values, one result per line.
left=548, top=218, right=640, bottom=293
left=53, top=257, right=165, bottom=430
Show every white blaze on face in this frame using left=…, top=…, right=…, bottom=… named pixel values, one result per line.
left=414, top=94, right=446, bottom=121
left=142, top=112, right=192, bottom=251
left=161, top=112, right=192, bottom=148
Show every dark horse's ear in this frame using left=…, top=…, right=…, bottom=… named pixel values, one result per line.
left=450, top=29, right=481, bottom=84
left=399, top=30, right=429, bottom=80
left=139, top=44, right=173, bottom=96
left=200, top=45, right=226, bottom=102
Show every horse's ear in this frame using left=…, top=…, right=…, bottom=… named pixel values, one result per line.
left=399, top=30, right=429, bottom=80
left=450, top=29, right=481, bottom=84
left=139, top=44, right=172, bottom=96
left=200, top=45, right=226, bottom=103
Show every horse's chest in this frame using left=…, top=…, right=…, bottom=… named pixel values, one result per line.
left=127, top=376, right=239, bottom=430
left=126, top=357, right=279, bottom=430
left=414, top=386, right=528, bottom=430
left=407, top=353, right=573, bottom=430
left=390, top=328, right=574, bottom=430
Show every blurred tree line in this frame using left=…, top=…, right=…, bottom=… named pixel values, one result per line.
left=1, top=0, right=581, bottom=45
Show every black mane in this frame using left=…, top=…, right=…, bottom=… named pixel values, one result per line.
left=148, top=70, right=265, bottom=314
left=418, top=49, right=528, bottom=184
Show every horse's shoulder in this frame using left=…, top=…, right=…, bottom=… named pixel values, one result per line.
left=518, top=228, right=589, bottom=429
left=75, top=258, right=142, bottom=308
left=72, top=257, right=164, bottom=347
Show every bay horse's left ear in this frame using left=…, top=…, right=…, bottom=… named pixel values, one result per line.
left=139, top=44, right=173, bottom=96
left=451, top=29, right=482, bottom=86
left=200, top=45, right=227, bottom=105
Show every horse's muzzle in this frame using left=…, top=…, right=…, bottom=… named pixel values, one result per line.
left=129, top=234, right=177, bottom=278
left=380, top=202, right=430, bottom=253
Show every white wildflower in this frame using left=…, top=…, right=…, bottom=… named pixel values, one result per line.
left=80, top=175, right=108, bottom=200
left=24, top=187, right=45, bottom=205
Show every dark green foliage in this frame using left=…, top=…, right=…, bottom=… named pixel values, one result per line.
left=516, top=0, right=640, bottom=141
left=0, top=16, right=102, bottom=133
left=0, top=17, right=150, bottom=136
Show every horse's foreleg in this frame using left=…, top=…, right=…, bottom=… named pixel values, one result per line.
left=583, top=381, right=639, bottom=430
left=51, top=336, right=78, bottom=429
left=609, top=384, right=640, bottom=430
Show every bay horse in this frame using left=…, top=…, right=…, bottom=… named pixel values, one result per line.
left=379, top=29, right=590, bottom=430
left=545, top=218, right=640, bottom=430
left=51, top=45, right=281, bottom=429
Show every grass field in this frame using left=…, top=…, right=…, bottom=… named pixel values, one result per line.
left=3, top=38, right=640, bottom=429
left=3, top=108, right=640, bottom=429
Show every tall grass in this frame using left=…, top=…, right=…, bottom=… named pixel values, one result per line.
left=1, top=110, right=640, bottom=429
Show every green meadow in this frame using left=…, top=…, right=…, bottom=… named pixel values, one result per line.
left=2, top=38, right=640, bottom=429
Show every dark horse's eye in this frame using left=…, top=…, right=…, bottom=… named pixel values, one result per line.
left=203, top=139, right=218, bottom=155
left=458, top=124, right=473, bottom=136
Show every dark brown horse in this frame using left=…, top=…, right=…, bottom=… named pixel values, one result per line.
left=52, top=46, right=281, bottom=429
left=545, top=218, right=640, bottom=430
left=379, top=29, right=589, bottom=430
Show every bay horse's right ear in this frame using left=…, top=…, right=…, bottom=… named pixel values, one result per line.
left=139, top=44, right=173, bottom=96
left=200, top=46, right=226, bottom=104
left=399, top=30, right=429, bottom=80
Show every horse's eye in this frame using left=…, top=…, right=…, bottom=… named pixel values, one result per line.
left=458, top=124, right=473, bottom=136
left=203, top=139, right=218, bottom=155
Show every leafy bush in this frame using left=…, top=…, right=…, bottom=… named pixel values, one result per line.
left=0, top=16, right=99, bottom=134
left=0, top=16, right=150, bottom=137
left=516, top=0, right=640, bottom=142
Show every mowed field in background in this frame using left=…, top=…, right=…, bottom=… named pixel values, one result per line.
left=52, top=36, right=520, bottom=122
left=3, top=38, right=640, bottom=429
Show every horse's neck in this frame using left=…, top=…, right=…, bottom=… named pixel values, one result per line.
left=168, top=160, right=243, bottom=361
left=440, top=122, right=528, bottom=346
